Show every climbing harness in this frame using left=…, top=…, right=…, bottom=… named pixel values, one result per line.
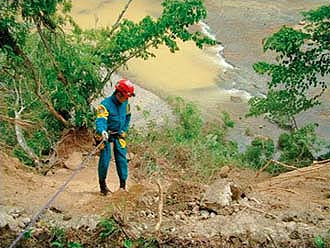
left=8, top=140, right=106, bottom=248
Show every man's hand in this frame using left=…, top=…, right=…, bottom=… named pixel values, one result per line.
left=102, top=131, right=109, bottom=140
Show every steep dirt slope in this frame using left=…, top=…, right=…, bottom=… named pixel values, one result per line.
left=1, top=145, right=329, bottom=247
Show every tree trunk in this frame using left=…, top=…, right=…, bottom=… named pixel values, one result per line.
left=15, top=111, right=42, bottom=167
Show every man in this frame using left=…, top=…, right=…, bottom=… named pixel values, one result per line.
left=95, top=79, right=135, bottom=195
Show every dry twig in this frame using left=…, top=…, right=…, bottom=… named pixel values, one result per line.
left=258, top=187, right=299, bottom=195
left=313, top=159, right=330, bottom=164
left=241, top=202, right=279, bottom=220
left=113, top=211, right=137, bottom=240
left=155, top=178, right=163, bottom=232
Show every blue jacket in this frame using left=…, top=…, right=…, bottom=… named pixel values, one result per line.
left=95, top=94, right=131, bottom=135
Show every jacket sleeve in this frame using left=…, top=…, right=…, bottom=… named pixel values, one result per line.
left=122, top=103, right=131, bottom=132
left=95, top=104, right=109, bottom=134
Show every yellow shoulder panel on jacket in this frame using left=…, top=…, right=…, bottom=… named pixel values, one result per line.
left=97, top=105, right=109, bottom=119
left=126, top=103, right=131, bottom=114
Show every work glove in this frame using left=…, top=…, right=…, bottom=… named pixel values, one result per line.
left=102, top=130, right=109, bottom=140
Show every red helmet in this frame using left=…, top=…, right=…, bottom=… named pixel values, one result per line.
left=115, top=79, right=135, bottom=98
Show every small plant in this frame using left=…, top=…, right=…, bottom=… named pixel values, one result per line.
left=50, top=227, right=66, bottom=248
left=314, top=235, right=325, bottom=248
left=168, top=97, right=202, bottom=141
left=135, top=237, right=159, bottom=248
left=23, top=229, right=33, bottom=239
left=98, top=218, right=118, bottom=239
left=68, top=241, right=83, bottom=248
left=221, top=111, right=235, bottom=129
left=278, top=123, right=318, bottom=167
left=242, top=137, right=275, bottom=169
left=123, top=239, right=132, bottom=248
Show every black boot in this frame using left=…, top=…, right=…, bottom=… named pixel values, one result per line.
left=120, top=179, right=127, bottom=191
left=99, top=179, right=110, bottom=195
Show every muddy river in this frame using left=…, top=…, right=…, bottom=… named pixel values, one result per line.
left=71, top=0, right=330, bottom=150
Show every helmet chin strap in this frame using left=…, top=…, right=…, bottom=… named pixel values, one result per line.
left=115, top=91, right=128, bottom=103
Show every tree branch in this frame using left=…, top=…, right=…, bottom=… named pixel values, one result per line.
left=108, top=0, right=134, bottom=38
left=35, top=20, right=68, bottom=85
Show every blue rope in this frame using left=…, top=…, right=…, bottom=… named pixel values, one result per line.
left=8, top=141, right=104, bottom=248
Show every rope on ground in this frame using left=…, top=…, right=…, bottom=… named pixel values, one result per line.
left=8, top=141, right=104, bottom=248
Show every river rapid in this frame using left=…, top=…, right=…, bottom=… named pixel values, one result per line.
left=71, top=0, right=330, bottom=150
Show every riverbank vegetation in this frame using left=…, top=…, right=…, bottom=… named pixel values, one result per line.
left=247, top=4, right=330, bottom=166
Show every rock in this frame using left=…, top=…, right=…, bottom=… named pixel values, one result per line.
left=230, top=184, right=241, bottom=201
left=8, top=207, right=23, bottom=218
left=0, top=211, right=15, bottom=228
left=192, top=206, right=199, bottom=214
left=63, top=215, right=72, bottom=221
left=64, top=151, right=82, bottom=170
left=21, top=217, right=31, bottom=225
left=230, top=95, right=242, bottom=103
left=219, top=165, right=231, bottom=178
left=282, top=215, right=295, bottom=222
left=128, top=152, right=135, bottom=160
left=289, top=230, right=300, bottom=239
left=49, top=206, right=63, bottom=214
left=139, top=210, right=146, bottom=217
left=19, top=221, right=26, bottom=228
left=200, top=210, right=209, bottom=219
left=201, top=179, right=234, bottom=213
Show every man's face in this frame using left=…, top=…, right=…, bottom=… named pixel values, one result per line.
left=116, top=91, right=128, bottom=103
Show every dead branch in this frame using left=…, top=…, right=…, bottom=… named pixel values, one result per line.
left=248, top=197, right=262, bottom=205
left=257, top=187, right=299, bottom=195
left=304, top=176, right=327, bottom=181
left=313, top=159, right=330, bottom=164
left=273, top=163, right=328, bottom=180
left=0, top=115, right=35, bottom=128
left=155, top=178, right=163, bottom=232
left=271, top=160, right=298, bottom=170
left=256, top=163, right=330, bottom=189
left=112, top=211, right=137, bottom=240
left=267, top=233, right=279, bottom=248
left=255, top=160, right=272, bottom=177
left=256, top=159, right=297, bottom=177
left=241, top=202, right=279, bottom=220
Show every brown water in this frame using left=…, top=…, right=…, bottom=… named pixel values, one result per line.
left=71, top=0, right=222, bottom=93
left=71, top=0, right=330, bottom=149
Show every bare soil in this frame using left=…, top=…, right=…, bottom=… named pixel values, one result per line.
left=1, top=130, right=330, bottom=247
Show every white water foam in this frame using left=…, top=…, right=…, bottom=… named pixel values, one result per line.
left=224, top=88, right=253, bottom=100
left=199, top=21, right=234, bottom=71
